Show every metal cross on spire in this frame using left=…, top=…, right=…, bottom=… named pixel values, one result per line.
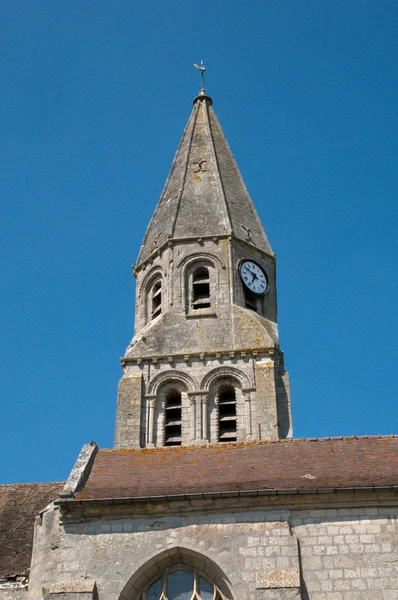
left=193, top=60, right=206, bottom=89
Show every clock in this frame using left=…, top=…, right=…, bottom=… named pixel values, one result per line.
left=239, top=260, right=268, bottom=295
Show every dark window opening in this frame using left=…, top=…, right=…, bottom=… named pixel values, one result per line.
left=151, top=280, right=162, bottom=319
left=244, top=288, right=258, bottom=312
left=192, top=267, right=211, bottom=310
left=165, top=389, right=182, bottom=446
left=218, top=385, right=237, bottom=442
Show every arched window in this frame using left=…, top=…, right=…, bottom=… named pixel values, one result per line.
left=150, top=279, right=162, bottom=320
left=218, top=385, right=237, bottom=442
left=139, top=567, right=227, bottom=600
left=192, top=267, right=210, bottom=310
left=164, top=389, right=182, bottom=446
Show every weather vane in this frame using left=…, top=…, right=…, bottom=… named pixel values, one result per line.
left=193, top=60, right=206, bottom=88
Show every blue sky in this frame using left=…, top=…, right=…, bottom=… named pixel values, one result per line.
left=1, top=0, right=397, bottom=483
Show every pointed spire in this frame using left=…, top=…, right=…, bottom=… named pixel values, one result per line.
left=137, top=91, right=273, bottom=265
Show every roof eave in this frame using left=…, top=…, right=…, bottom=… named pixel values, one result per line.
left=55, top=484, right=398, bottom=509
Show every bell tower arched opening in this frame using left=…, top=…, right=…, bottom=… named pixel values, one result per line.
left=218, top=385, right=237, bottom=442
left=164, top=389, right=182, bottom=446
left=192, top=266, right=211, bottom=310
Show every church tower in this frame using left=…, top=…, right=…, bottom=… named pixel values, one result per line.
left=114, top=87, right=292, bottom=449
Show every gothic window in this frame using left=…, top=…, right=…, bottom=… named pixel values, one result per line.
left=139, top=567, right=227, bottom=600
left=150, top=279, right=162, bottom=319
left=192, top=267, right=211, bottom=310
left=218, top=384, right=237, bottom=442
left=164, top=389, right=182, bottom=446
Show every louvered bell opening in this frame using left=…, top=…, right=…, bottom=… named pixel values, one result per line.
left=218, top=385, right=237, bottom=442
left=165, top=391, right=182, bottom=446
left=244, top=288, right=257, bottom=312
left=151, top=281, right=162, bottom=319
left=192, top=268, right=211, bottom=310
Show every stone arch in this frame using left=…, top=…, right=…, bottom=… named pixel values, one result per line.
left=138, top=265, right=165, bottom=298
left=147, top=370, right=196, bottom=395
left=119, top=546, right=233, bottom=600
left=200, top=366, right=252, bottom=391
left=180, top=253, right=222, bottom=315
left=176, top=251, right=225, bottom=270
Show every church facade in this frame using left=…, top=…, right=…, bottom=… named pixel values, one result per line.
left=1, top=87, right=398, bottom=600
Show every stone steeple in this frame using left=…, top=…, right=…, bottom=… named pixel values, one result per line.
left=114, top=88, right=292, bottom=449
left=137, top=89, right=272, bottom=266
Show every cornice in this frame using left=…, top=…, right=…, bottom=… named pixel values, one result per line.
left=55, top=488, right=398, bottom=521
left=120, top=346, right=281, bottom=367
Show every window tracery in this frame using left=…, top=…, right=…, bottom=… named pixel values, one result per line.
left=139, top=567, right=226, bottom=600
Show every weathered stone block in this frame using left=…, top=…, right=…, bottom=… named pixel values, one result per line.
left=42, top=580, right=97, bottom=599
left=255, top=589, right=301, bottom=599
left=255, top=569, right=300, bottom=589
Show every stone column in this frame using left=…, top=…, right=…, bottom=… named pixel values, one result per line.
left=213, top=392, right=219, bottom=442
left=147, top=397, right=156, bottom=447
left=202, top=395, right=209, bottom=442
left=189, top=395, right=196, bottom=442
left=242, top=387, right=254, bottom=439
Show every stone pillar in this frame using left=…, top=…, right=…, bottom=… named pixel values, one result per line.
left=189, top=395, right=196, bottom=441
left=213, top=392, right=219, bottom=442
left=242, top=387, right=254, bottom=439
left=114, top=373, right=143, bottom=449
left=147, top=397, right=156, bottom=447
left=254, top=358, right=279, bottom=440
left=202, top=395, right=209, bottom=442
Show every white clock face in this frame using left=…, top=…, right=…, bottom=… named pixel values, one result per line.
left=240, top=260, right=268, bottom=295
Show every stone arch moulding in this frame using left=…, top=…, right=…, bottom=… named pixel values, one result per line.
left=138, top=265, right=165, bottom=298
left=176, top=251, right=225, bottom=270
left=147, top=369, right=197, bottom=395
left=118, top=545, right=233, bottom=600
left=200, top=366, right=252, bottom=391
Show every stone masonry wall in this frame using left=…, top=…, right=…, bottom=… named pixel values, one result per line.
left=27, top=501, right=398, bottom=600
left=292, top=506, right=398, bottom=600
left=0, top=589, right=28, bottom=600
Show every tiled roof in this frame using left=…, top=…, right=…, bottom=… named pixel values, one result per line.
left=75, top=436, right=398, bottom=500
left=0, top=482, right=64, bottom=578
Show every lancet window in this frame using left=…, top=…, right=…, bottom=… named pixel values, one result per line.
left=139, top=567, right=227, bottom=600
left=164, top=389, right=182, bottom=446
left=218, top=384, right=237, bottom=442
